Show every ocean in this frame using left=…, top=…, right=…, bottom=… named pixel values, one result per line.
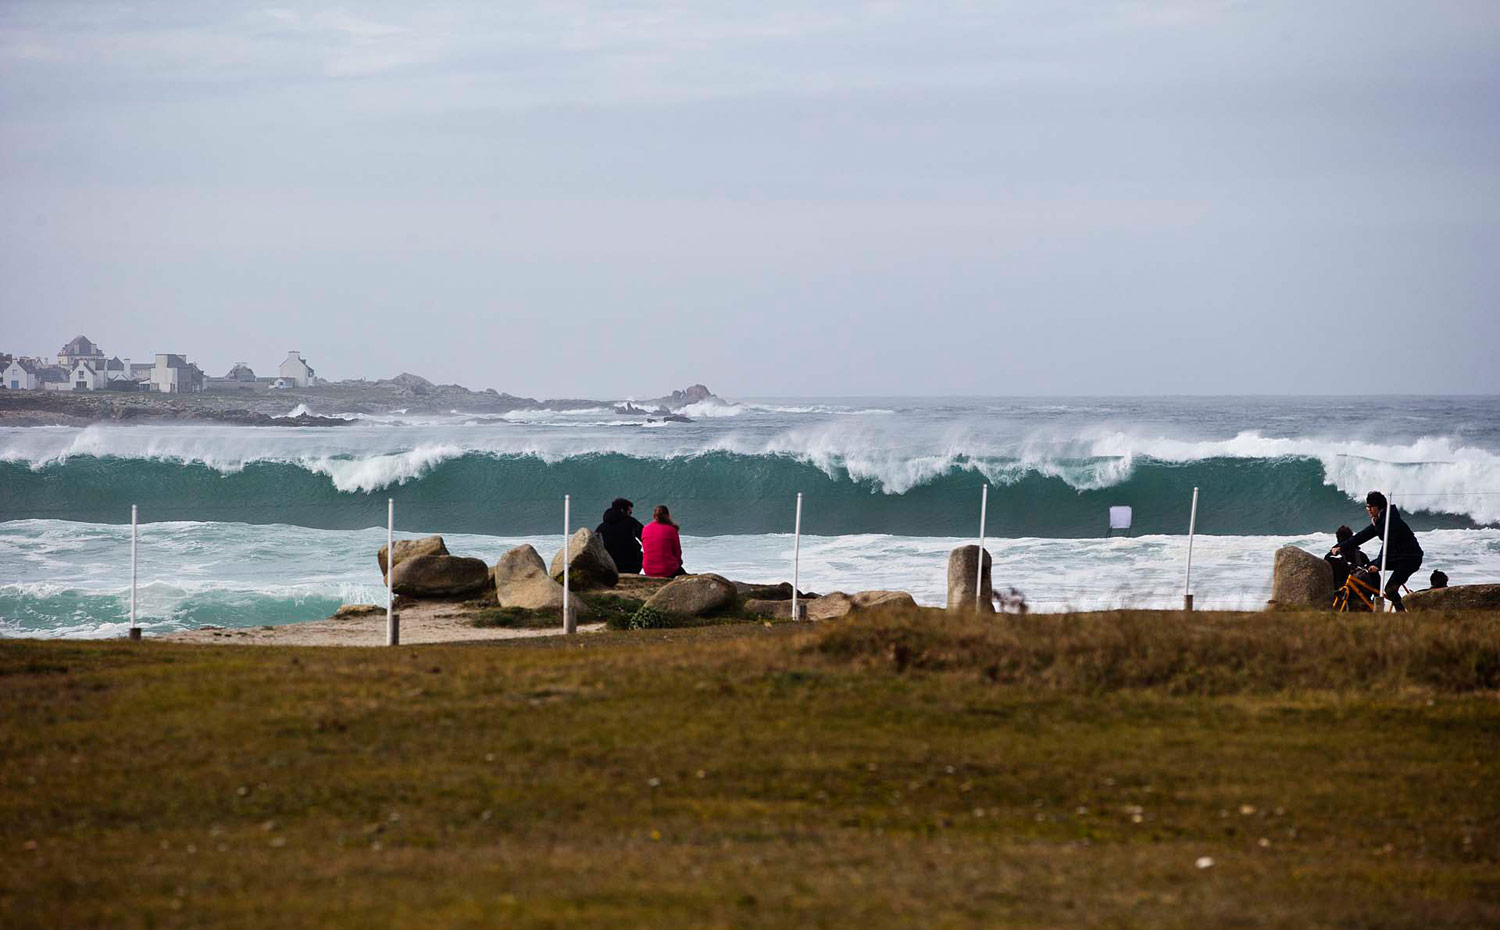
left=3, top=395, right=1498, bottom=637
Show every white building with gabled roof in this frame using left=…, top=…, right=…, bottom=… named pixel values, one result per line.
left=279, top=351, right=316, bottom=388
left=4, top=358, right=40, bottom=390
left=71, top=359, right=105, bottom=391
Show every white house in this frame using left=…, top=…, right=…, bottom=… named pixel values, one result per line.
left=278, top=351, right=316, bottom=388
left=71, top=360, right=105, bottom=391
left=4, top=358, right=39, bottom=390
left=69, top=357, right=132, bottom=390
left=150, top=354, right=205, bottom=394
left=58, top=335, right=105, bottom=369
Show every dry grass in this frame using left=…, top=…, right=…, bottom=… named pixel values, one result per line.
left=2, top=608, right=1497, bottom=929
left=810, top=606, right=1500, bottom=693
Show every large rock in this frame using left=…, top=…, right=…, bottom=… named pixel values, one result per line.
left=390, top=554, right=490, bottom=598
left=644, top=573, right=737, bottom=617
left=495, top=545, right=590, bottom=616
left=733, top=581, right=797, bottom=600
left=1405, top=584, right=1500, bottom=612
left=946, top=545, right=994, bottom=613
left=1269, top=546, right=1334, bottom=609
left=378, top=535, right=449, bottom=579
left=616, top=574, right=673, bottom=600
left=744, top=598, right=795, bottom=619
left=549, top=528, right=619, bottom=590
left=851, top=590, right=918, bottom=611
left=807, top=592, right=855, bottom=621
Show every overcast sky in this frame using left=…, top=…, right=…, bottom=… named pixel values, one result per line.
left=1, top=1, right=1497, bottom=397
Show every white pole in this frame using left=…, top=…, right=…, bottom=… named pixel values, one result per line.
left=975, top=484, right=989, bottom=613
left=563, top=494, right=574, bottom=635
left=129, top=505, right=139, bottom=640
left=1378, top=491, right=1393, bottom=613
left=792, top=492, right=804, bottom=621
left=1184, top=486, right=1199, bottom=611
left=386, top=498, right=398, bottom=646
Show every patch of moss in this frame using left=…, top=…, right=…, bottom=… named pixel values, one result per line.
left=468, top=606, right=558, bottom=629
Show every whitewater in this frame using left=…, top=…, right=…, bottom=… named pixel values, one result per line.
left=2, top=396, right=1498, bottom=636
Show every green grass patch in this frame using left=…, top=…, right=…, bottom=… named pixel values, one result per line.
left=2, top=609, right=1497, bottom=929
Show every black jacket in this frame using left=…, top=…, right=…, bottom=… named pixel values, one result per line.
left=1329, top=544, right=1370, bottom=571
left=596, top=508, right=644, bottom=574
left=1344, top=505, right=1423, bottom=564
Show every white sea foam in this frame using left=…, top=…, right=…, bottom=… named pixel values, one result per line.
left=676, top=400, right=746, bottom=418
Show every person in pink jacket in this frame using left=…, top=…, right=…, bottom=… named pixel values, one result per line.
left=641, top=505, right=686, bottom=578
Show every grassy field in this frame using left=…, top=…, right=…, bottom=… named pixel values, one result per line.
left=2, top=608, right=1498, bottom=929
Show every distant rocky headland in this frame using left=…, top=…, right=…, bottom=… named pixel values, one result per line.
left=0, top=376, right=722, bottom=427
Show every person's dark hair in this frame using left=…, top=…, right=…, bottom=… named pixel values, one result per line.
left=652, top=504, right=677, bottom=527
left=611, top=497, right=633, bottom=512
left=1335, top=525, right=1353, bottom=542
left=1366, top=491, right=1387, bottom=510
left=1430, top=570, right=1449, bottom=589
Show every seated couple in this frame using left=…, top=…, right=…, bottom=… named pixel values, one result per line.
left=596, top=498, right=689, bottom=578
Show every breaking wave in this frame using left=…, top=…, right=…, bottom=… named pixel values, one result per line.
left=1, top=438, right=1494, bottom=535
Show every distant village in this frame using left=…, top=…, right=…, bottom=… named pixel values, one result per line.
left=2, top=335, right=320, bottom=394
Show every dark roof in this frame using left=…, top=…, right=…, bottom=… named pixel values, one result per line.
left=61, top=335, right=100, bottom=356
left=8, top=358, right=40, bottom=374
left=38, top=366, right=69, bottom=383
left=104, top=357, right=125, bottom=371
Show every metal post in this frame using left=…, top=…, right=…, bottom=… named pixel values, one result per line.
left=563, top=494, right=574, bottom=635
left=1378, top=492, right=1393, bottom=613
left=975, top=484, right=989, bottom=613
left=128, top=505, right=141, bottom=640
left=386, top=498, right=398, bottom=646
left=792, top=492, right=804, bottom=621
left=1183, top=486, right=1199, bottom=611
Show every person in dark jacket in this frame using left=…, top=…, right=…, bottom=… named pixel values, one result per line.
left=1332, top=491, right=1424, bottom=611
left=1324, top=524, right=1371, bottom=589
left=595, top=497, right=644, bottom=574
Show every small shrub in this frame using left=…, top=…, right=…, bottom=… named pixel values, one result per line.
left=589, top=595, right=645, bottom=631
left=627, top=606, right=669, bottom=630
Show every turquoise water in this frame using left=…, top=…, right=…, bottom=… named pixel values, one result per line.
left=3, top=396, right=1497, bottom=636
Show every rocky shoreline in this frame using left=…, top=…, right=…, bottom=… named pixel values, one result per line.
left=164, top=528, right=925, bottom=646
left=0, top=378, right=721, bottom=426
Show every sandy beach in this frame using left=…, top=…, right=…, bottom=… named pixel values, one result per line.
left=159, top=601, right=601, bottom=647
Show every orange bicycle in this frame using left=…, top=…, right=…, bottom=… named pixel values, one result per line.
left=1333, top=569, right=1380, bottom=612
